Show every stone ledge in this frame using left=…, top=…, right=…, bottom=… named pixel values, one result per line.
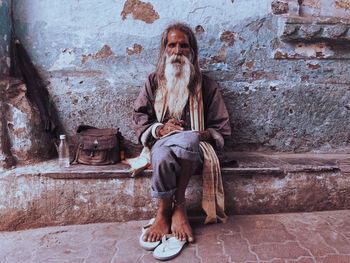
left=2, top=151, right=342, bottom=179
left=1, top=152, right=349, bottom=231
left=278, top=15, right=350, bottom=43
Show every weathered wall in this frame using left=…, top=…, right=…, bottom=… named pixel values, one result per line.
left=0, top=0, right=11, bottom=75
left=11, top=0, right=350, bottom=152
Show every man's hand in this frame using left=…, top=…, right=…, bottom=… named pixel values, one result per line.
left=156, top=118, right=184, bottom=137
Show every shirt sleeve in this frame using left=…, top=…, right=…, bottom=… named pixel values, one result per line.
left=133, top=73, right=158, bottom=145
left=202, top=75, right=231, bottom=149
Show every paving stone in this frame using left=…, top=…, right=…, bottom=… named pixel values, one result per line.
left=219, top=232, right=257, bottom=262
left=237, top=216, right=295, bottom=245
left=277, top=217, right=337, bottom=257
left=316, top=255, right=350, bottom=263
left=287, top=258, right=315, bottom=263
left=251, top=241, right=311, bottom=261
left=270, top=259, right=286, bottom=263
left=195, top=232, right=230, bottom=263
left=317, top=229, right=350, bottom=254
left=1, top=210, right=350, bottom=263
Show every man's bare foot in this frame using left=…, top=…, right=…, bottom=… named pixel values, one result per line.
left=171, top=205, right=194, bottom=242
left=143, top=212, right=170, bottom=242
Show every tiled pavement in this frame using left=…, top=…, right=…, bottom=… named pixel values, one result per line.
left=1, top=210, right=350, bottom=263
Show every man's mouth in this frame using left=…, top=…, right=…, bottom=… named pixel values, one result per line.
left=171, top=55, right=184, bottom=64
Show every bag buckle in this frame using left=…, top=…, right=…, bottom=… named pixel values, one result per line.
left=89, top=140, right=99, bottom=157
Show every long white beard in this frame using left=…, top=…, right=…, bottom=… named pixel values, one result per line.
left=164, top=54, right=191, bottom=120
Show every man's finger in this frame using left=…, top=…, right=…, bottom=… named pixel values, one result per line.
left=177, top=120, right=185, bottom=126
left=167, top=118, right=177, bottom=124
left=167, top=118, right=184, bottom=126
left=165, top=123, right=183, bottom=131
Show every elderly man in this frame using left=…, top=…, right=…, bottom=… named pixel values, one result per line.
left=133, top=23, right=231, bottom=248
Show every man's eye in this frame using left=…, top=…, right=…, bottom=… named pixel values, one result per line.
left=168, top=43, right=175, bottom=48
left=180, top=44, right=189, bottom=49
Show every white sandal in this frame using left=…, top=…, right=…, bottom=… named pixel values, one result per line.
left=139, top=218, right=161, bottom=251
left=153, top=234, right=186, bottom=261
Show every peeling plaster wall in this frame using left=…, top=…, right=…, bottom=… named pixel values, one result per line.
left=0, top=0, right=11, bottom=75
left=11, top=0, right=350, bottom=152
left=301, top=0, right=350, bottom=18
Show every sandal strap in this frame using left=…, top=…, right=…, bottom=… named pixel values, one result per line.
left=161, top=235, right=185, bottom=252
left=142, top=218, right=155, bottom=231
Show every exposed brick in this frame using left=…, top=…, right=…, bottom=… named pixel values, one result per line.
left=82, top=45, right=114, bottom=64
left=127, top=43, right=144, bottom=55
left=220, top=31, right=236, bottom=46
left=271, top=0, right=289, bottom=15
left=336, top=0, right=350, bottom=10
left=121, top=0, right=159, bottom=24
left=195, top=25, right=205, bottom=33
left=307, top=63, right=321, bottom=70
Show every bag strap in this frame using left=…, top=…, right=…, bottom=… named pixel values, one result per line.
left=76, top=125, right=97, bottom=133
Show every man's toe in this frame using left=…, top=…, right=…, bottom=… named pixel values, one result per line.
left=180, top=232, right=186, bottom=241
left=151, top=234, right=157, bottom=242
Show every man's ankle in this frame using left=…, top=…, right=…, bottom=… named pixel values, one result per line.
left=173, top=197, right=186, bottom=208
left=157, top=199, right=173, bottom=216
left=157, top=209, right=171, bottom=217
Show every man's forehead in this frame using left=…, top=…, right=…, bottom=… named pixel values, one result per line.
left=167, top=29, right=189, bottom=43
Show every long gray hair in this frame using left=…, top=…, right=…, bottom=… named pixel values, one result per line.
left=155, top=23, right=201, bottom=95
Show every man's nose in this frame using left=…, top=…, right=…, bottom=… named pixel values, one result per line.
left=174, top=44, right=182, bottom=55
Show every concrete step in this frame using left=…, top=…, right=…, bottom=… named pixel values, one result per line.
left=1, top=210, right=350, bottom=262
left=1, top=152, right=350, bottom=231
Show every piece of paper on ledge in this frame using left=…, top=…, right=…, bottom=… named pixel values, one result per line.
left=125, top=147, right=151, bottom=177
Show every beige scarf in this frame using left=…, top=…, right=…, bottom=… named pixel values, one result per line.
left=154, top=84, right=227, bottom=224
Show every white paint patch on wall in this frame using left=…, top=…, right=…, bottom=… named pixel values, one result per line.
left=49, top=49, right=76, bottom=71
left=7, top=106, right=33, bottom=153
left=2, top=178, right=40, bottom=209
left=295, top=43, right=334, bottom=58
left=273, top=179, right=285, bottom=189
left=77, top=194, right=88, bottom=203
left=10, top=107, right=29, bottom=129
left=123, top=181, right=134, bottom=196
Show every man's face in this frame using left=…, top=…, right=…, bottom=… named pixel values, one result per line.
left=166, top=29, right=191, bottom=61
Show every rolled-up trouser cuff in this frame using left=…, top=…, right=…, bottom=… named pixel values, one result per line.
left=151, top=187, right=177, bottom=199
